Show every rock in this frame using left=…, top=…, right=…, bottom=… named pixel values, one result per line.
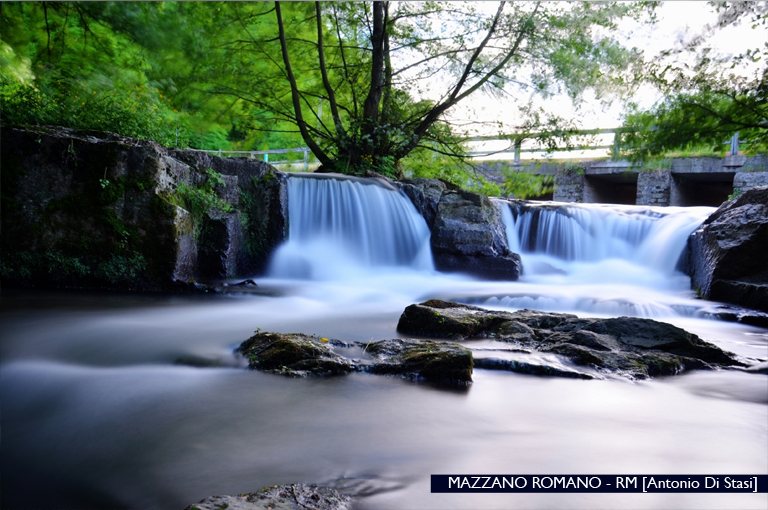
left=396, top=178, right=452, bottom=229
left=237, top=332, right=355, bottom=377
left=698, top=305, right=768, bottom=328
left=364, top=338, right=473, bottom=385
left=184, top=484, right=352, bottom=510
left=430, top=189, right=522, bottom=280
left=0, top=127, right=287, bottom=292
left=395, top=178, right=523, bottom=280
left=688, top=186, right=768, bottom=313
left=235, top=331, right=473, bottom=386
left=398, top=300, right=745, bottom=379
left=473, top=357, right=594, bottom=379
left=745, top=361, right=768, bottom=375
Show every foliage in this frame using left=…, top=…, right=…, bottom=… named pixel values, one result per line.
left=209, top=1, right=652, bottom=176
left=401, top=147, right=503, bottom=196
left=501, top=171, right=555, bottom=199
left=0, top=79, right=187, bottom=147
left=620, top=2, right=768, bottom=159
left=172, top=169, right=234, bottom=223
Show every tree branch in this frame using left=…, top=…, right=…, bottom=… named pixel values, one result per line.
left=275, top=1, right=331, bottom=165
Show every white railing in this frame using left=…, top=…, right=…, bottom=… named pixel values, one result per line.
left=187, top=131, right=742, bottom=169
left=186, top=147, right=314, bottom=171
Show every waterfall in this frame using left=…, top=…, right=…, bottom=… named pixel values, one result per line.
left=469, top=200, right=719, bottom=317
left=502, top=201, right=714, bottom=275
left=268, top=174, right=433, bottom=279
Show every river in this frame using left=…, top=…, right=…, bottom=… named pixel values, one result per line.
left=1, top=175, right=766, bottom=509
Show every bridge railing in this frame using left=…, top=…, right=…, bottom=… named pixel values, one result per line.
left=186, top=147, right=315, bottom=171
left=184, top=131, right=743, bottom=168
left=464, top=128, right=743, bottom=163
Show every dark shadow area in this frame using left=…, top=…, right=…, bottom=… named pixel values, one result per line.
left=670, top=173, right=735, bottom=206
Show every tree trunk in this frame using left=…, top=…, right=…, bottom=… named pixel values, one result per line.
left=275, top=1, right=332, bottom=167
left=362, top=1, right=386, bottom=127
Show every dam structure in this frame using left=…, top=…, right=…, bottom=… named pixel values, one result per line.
left=480, top=154, right=767, bottom=206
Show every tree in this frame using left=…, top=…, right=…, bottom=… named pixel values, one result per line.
left=211, top=1, right=650, bottom=177
left=621, top=2, right=768, bottom=159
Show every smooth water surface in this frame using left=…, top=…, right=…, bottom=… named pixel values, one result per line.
left=1, top=176, right=766, bottom=509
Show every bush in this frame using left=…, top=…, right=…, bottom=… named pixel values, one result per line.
left=0, top=77, right=189, bottom=147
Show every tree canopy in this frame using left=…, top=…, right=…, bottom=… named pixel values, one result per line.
left=2, top=1, right=657, bottom=181
left=621, top=2, right=768, bottom=159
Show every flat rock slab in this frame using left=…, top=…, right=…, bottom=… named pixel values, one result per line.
left=398, top=300, right=746, bottom=380
left=237, top=332, right=473, bottom=385
left=185, top=484, right=352, bottom=510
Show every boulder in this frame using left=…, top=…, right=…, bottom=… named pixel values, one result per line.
left=431, top=189, right=522, bottom=280
left=185, top=484, right=352, bottom=510
left=396, top=178, right=452, bottom=229
left=688, top=186, right=768, bottom=313
left=236, top=332, right=473, bottom=386
left=364, top=338, right=473, bottom=385
left=398, top=300, right=745, bottom=380
left=237, top=332, right=355, bottom=377
left=0, top=127, right=287, bottom=291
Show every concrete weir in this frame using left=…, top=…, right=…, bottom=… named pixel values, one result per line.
left=485, top=155, right=768, bottom=206
left=564, top=155, right=767, bottom=206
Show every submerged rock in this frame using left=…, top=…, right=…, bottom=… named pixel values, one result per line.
left=473, top=357, right=594, bottom=379
left=398, top=300, right=746, bottom=380
left=184, top=484, right=352, bottom=510
left=688, top=186, right=768, bottom=313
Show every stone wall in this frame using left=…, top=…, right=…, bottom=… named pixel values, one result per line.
left=734, top=170, right=768, bottom=194
left=636, top=170, right=672, bottom=206
left=1, top=127, right=287, bottom=292
left=552, top=167, right=586, bottom=203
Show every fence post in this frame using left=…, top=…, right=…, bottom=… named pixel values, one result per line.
left=264, top=153, right=269, bottom=163
left=730, top=132, right=739, bottom=156
left=611, top=131, right=620, bottom=160
left=218, top=149, right=222, bottom=157
left=514, top=137, right=521, bottom=165
left=303, top=149, right=309, bottom=171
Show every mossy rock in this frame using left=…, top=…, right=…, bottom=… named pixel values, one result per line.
left=397, top=300, right=747, bottom=380
left=364, top=338, right=473, bottom=385
left=238, top=332, right=355, bottom=377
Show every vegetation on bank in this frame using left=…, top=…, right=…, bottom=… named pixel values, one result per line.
left=2, top=2, right=765, bottom=196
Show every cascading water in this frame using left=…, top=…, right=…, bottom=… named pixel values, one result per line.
left=268, top=174, right=433, bottom=280
left=469, top=200, right=718, bottom=317
left=502, top=201, right=715, bottom=275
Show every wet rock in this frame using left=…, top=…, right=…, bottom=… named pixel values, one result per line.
left=236, top=331, right=473, bottom=385
left=396, top=178, right=452, bottom=229
left=473, top=357, right=594, bottom=379
left=398, top=300, right=745, bottom=379
left=237, top=332, right=355, bottom=377
left=184, top=484, right=352, bottom=510
left=688, top=186, right=768, bottom=313
left=698, top=305, right=768, bottom=328
left=431, top=190, right=522, bottom=280
left=745, top=361, right=768, bottom=375
left=363, top=338, right=473, bottom=385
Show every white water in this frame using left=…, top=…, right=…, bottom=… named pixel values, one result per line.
left=1, top=175, right=766, bottom=510
left=269, top=175, right=433, bottom=280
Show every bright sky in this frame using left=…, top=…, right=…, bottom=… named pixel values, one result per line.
left=457, top=1, right=766, bottom=160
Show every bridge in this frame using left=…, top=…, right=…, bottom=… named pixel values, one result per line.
left=469, top=130, right=766, bottom=206
left=190, top=130, right=767, bottom=207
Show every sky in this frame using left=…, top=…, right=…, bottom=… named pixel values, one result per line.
left=458, top=1, right=766, bottom=160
